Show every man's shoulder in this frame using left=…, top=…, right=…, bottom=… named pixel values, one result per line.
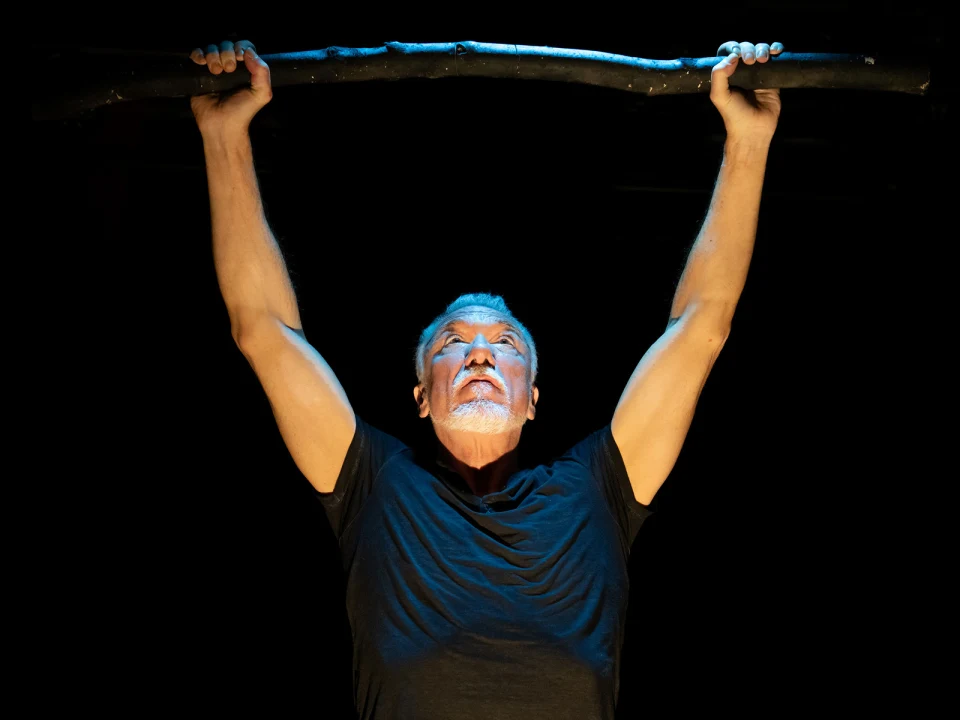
left=524, top=425, right=613, bottom=473
left=353, top=417, right=415, bottom=466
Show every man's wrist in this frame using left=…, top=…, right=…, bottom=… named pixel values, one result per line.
left=723, top=133, right=772, bottom=166
left=200, top=123, right=252, bottom=152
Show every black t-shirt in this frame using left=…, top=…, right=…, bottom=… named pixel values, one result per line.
left=317, top=418, right=650, bottom=720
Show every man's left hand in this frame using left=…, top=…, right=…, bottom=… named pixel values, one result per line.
left=710, top=40, right=784, bottom=143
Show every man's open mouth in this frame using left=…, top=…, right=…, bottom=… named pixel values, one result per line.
left=463, top=377, right=502, bottom=391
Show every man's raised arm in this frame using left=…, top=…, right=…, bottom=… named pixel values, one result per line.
left=191, top=39, right=355, bottom=493
left=611, top=40, right=783, bottom=505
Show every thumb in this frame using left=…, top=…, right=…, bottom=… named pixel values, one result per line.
left=710, top=52, right=739, bottom=106
left=243, top=49, right=273, bottom=104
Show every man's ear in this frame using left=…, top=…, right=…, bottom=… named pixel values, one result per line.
left=526, top=384, right=539, bottom=421
left=414, top=384, right=430, bottom=419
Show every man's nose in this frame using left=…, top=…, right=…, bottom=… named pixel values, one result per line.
left=464, top=335, right=496, bottom=368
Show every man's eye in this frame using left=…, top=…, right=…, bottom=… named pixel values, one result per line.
left=444, top=336, right=462, bottom=346
left=497, top=337, right=515, bottom=346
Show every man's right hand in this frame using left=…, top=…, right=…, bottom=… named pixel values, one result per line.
left=189, top=40, right=272, bottom=136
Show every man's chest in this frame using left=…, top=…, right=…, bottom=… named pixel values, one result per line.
left=341, top=464, right=630, bottom=631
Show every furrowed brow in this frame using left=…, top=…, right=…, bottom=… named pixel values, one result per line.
left=441, top=319, right=518, bottom=334
left=433, top=318, right=525, bottom=349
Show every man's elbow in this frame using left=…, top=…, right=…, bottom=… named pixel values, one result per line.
left=230, top=310, right=275, bottom=357
left=700, top=314, right=732, bottom=349
left=232, top=323, right=261, bottom=360
left=232, top=312, right=308, bottom=361
left=677, top=302, right=734, bottom=348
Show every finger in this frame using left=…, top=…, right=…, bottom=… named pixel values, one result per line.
left=219, top=40, right=237, bottom=72
left=717, top=41, right=742, bottom=57
left=235, top=39, right=257, bottom=61
left=756, top=43, right=771, bottom=62
left=710, top=52, right=739, bottom=104
left=243, top=47, right=273, bottom=101
left=739, top=41, right=757, bottom=64
left=771, top=42, right=785, bottom=55
left=204, top=44, right=222, bottom=74
left=189, top=48, right=206, bottom=65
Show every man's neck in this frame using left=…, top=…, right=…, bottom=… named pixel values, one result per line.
left=433, top=427, right=522, bottom=497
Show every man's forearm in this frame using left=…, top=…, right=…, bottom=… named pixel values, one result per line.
left=203, top=129, right=301, bottom=335
left=669, top=135, right=771, bottom=330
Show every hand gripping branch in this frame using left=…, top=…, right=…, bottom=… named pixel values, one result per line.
left=35, top=41, right=930, bottom=120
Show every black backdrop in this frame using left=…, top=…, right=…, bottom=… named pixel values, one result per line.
left=34, top=6, right=950, bottom=715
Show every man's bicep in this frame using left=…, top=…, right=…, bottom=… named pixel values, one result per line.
left=238, top=315, right=356, bottom=493
left=611, top=311, right=727, bottom=504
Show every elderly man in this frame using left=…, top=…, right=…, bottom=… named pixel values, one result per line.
left=191, top=37, right=783, bottom=720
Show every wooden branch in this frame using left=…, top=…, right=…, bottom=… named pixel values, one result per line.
left=36, top=41, right=930, bottom=120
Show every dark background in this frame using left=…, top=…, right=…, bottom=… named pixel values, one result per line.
left=34, top=4, right=950, bottom=715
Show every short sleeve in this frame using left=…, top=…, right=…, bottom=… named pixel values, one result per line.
left=314, top=417, right=409, bottom=543
left=566, top=426, right=652, bottom=549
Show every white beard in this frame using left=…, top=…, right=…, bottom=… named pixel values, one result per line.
left=434, top=396, right=526, bottom=435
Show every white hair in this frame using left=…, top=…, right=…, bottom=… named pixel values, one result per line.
left=414, top=293, right=538, bottom=387
left=431, top=365, right=526, bottom=434
left=434, top=397, right=527, bottom=434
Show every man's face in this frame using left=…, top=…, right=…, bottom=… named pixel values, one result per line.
left=416, top=307, right=537, bottom=435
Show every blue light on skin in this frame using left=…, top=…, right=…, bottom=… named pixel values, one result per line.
left=414, top=307, right=539, bottom=487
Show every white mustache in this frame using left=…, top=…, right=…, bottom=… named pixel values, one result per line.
left=453, top=368, right=506, bottom=394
